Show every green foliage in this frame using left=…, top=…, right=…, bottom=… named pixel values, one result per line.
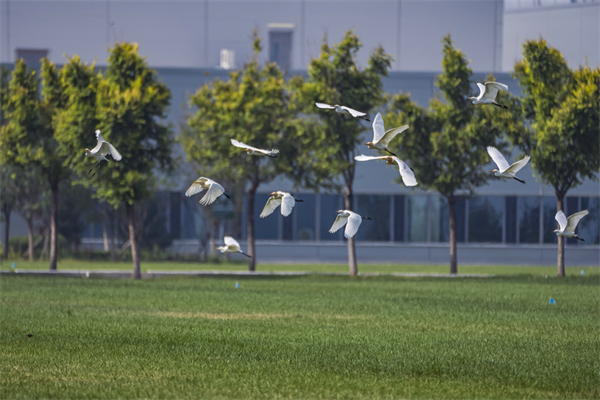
left=182, top=45, right=287, bottom=188
left=46, top=56, right=100, bottom=172
left=57, top=181, right=94, bottom=249
left=511, top=39, right=599, bottom=197
left=294, top=31, right=393, bottom=190
left=94, top=42, right=175, bottom=207
left=1, top=274, right=598, bottom=399
left=385, top=35, right=513, bottom=198
left=4, top=166, right=49, bottom=225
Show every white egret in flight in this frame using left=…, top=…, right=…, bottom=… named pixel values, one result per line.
left=467, top=82, right=509, bottom=109
left=355, top=155, right=418, bottom=187
left=315, top=102, right=370, bottom=122
left=259, top=191, right=303, bottom=218
left=553, top=210, right=589, bottom=242
left=84, top=130, right=122, bottom=177
left=363, top=112, right=409, bottom=157
left=329, top=210, right=371, bottom=239
left=217, top=236, right=251, bottom=258
left=231, top=139, right=279, bottom=158
left=487, top=146, right=530, bottom=185
left=185, top=177, right=230, bottom=206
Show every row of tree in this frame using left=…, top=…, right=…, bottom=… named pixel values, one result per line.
left=1, top=31, right=597, bottom=277
left=182, top=31, right=598, bottom=277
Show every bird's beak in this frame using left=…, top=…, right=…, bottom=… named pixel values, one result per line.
left=268, top=192, right=275, bottom=196
left=489, top=170, right=494, bottom=173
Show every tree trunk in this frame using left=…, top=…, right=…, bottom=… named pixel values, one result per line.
left=126, top=203, right=141, bottom=279
left=448, top=196, right=457, bottom=274
left=247, top=181, right=259, bottom=272
left=49, top=182, right=58, bottom=270
left=27, top=217, right=34, bottom=261
left=102, top=204, right=109, bottom=252
left=2, top=204, right=10, bottom=259
left=343, top=181, right=357, bottom=276
left=556, top=194, right=565, bottom=277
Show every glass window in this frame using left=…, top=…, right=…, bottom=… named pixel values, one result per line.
left=429, top=195, right=442, bottom=243
left=269, top=31, right=293, bottom=70
left=505, top=196, right=517, bottom=244
left=580, top=197, right=600, bottom=245
left=254, top=193, right=278, bottom=240
left=355, top=195, right=390, bottom=241
left=282, top=211, right=293, bottom=241
left=566, top=197, right=580, bottom=245
left=170, top=192, right=181, bottom=239
left=518, top=196, right=540, bottom=244
left=294, top=194, right=315, bottom=241
left=408, top=195, right=428, bottom=242
left=543, top=197, right=557, bottom=244
left=320, top=194, right=343, bottom=241
left=468, top=196, right=503, bottom=243
left=394, top=196, right=405, bottom=242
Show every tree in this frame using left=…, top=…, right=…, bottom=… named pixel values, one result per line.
left=93, top=43, right=174, bottom=279
left=511, top=39, right=600, bottom=276
left=292, top=31, right=392, bottom=276
left=5, top=166, right=49, bottom=260
left=0, top=59, right=68, bottom=270
left=181, top=31, right=289, bottom=271
left=385, top=35, right=515, bottom=274
left=0, top=66, right=14, bottom=259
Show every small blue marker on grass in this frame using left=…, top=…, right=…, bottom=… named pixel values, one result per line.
left=235, top=282, right=240, bottom=288
left=12, top=262, right=15, bottom=269
left=581, top=270, right=585, bottom=275
left=549, top=298, right=556, bottom=305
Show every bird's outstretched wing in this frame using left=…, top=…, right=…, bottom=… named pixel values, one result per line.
left=280, top=193, right=295, bottom=217
left=260, top=196, right=282, bottom=218
left=91, top=130, right=104, bottom=153
left=392, top=157, right=418, bottom=187
left=200, top=181, right=225, bottom=206
left=487, top=146, right=510, bottom=172
left=106, top=143, right=122, bottom=161
left=555, top=210, right=568, bottom=232
left=231, top=139, right=275, bottom=156
left=340, top=106, right=367, bottom=118
left=372, top=113, right=386, bottom=144
left=483, top=82, right=508, bottom=101
left=380, top=125, right=409, bottom=147
left=355, top=155, right=388, bottom=162
left=476, top=83, right=486, bottom=99
left=329, top=214, right=348, bottom=234
left=505, top=155, right=530, bottom=175
left=344, top=213, right=362, bottom=239
left=224, top=236, right=240, bottom=249
left=565, top=210, right=589, bottom=233
left=315, top=102, right=335, bottom=109
left=185, top=178, right=208, bottom=197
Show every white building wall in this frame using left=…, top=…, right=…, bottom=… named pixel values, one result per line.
left=0, top=0, right=503, bottom=72
left=503, top=1, right=600, bottom=72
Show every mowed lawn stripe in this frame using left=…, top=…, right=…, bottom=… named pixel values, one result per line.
left=1, top=274, right=598, bottom=399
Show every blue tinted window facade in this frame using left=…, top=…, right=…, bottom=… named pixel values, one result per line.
left=468, top=196, right=503, bottom=243
left=320, top=194, right=343, bottom=241
left=505, top=196, right=517, bottom=244
left=518, top=196, right=540, bottom=244
left=294, top=193, right=315, bottom=241
left=393, top=195, right=405, bottom=242
left=408, top=195, right=428, bottom=242
left=355, top=195, right=390, bottom=241
left=254, top=193, right=279, bottom=240
left=580, top=197, right=600, bottom=245
left=543, top=197, right=557, bottom=244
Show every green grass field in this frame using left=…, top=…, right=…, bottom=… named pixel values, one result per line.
left=2, top=258, right=599, bottom=277
left=1, top=269, right=598, bottom=399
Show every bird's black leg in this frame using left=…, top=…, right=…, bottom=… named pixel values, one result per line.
left=575, top=237, right=585, bottom=242
left=359, top=115, right=371, bottom=122
left=223, top=193, right=231, bottom=199
left=88, top=162, right=100, bottom=174
left=90, top=163, right=102, bottom=178
left=384, top=148, right=399, bottom=157
left=295, top=199, right=304, bottom=203
left=492, top=102, right=508, bottom=109
left=513, top=177, right=526, bottom=184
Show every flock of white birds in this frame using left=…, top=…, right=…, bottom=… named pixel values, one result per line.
left=83, top=82, right=590, bottom=258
